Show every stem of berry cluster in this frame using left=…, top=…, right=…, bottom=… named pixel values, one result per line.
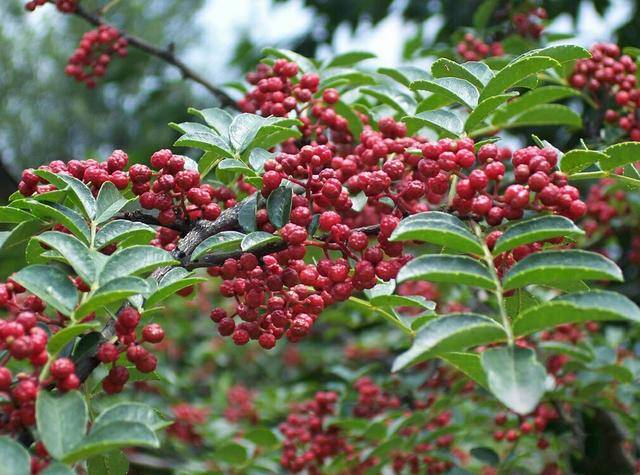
left=473, top=222, right=515, bottom=347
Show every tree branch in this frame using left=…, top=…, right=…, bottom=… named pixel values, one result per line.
left=185, top=224, right=382, bottom=270
left=113, top=210, right=189, bottom=232
left=70, top=3, right=238, bottom=109
left=74, top=197, right=253, bottom=384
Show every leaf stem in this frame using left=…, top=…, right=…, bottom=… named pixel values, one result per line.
left=348, top=296, right=415, bottom=337
left=473, top=222, right=514, bottom=346
left=570, top=171, right=640, bottom=188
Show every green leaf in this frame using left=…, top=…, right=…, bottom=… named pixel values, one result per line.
left=0, top=206, right=36, bottom=224
left=501, top=104, right=582, bottom=129
left=95, top=182, right=128, bottom=224
left=538, top=341, right=593, bottom=362
left=75, top=276, right=150, bottom=317
left=244, top=428, right=280, bottom=448
left=94, top=220, right=155, bottom=250
left=491, top=86, right=581, bottom=125
left=94, top=403, right=167, bottom=431
left=62, top=421, right=159, bottom=464
left=431, top=59, right=492, bottom=89
left=392, top=313, right=505, bottom=371
left=378, top=65, right=430, bottom=88
left=188, top=107, right=233, bottom=135
left=493, top=215, right=584, bottom=255
left=99, top=246, right=178, bottom=284
left=145, top=268, right=205, bottom=307
left=360, top=86, right=415, bottom=114
left=403, top=110, right=464, bottom=138
left=12, top=265, right=78, bottom=315
left=519, top=45, right=591, bottom=63
left=473, top=0, right=499, bottom=30
left=397, top=255, right=496, bottom=290
left=332, top=100, right=364, bottom=138
left=238, top=194, right=258, bottom=232
left=34, top=231, right=96, bottom=283
left=513, top=290, right=640, bottom=337
left=47, top=322, right=101, bottom=356
left=0, top=219, right=47, bottom=253
left=596, top=364, right=634, bottom=383
left=40, top=462, right=75, bottom=475
left=191, top=231, right=245, bottom=261
left=34, top=171, right=97, bottom=220
left=389, top=211, right=484, bottom=254
left=440, top=352, right=489, bottom=389
left=241, top=231, right=282, bottom=251
left=470, top=447, right=500, bottom=466
left=19, top=201, right=90, bottom=244
left=481, top=346, right=547, bottom=414
left=325, top=51, right=375, bottom=68
left=479, top=56, right=561, bottom=101
left=262, top=47, right=316, bottom=73
left=36, top=390, right=88, bottom=459
left=416, top=93, right=455, bottom=112
left=465, top=93, right=518, bottom=132
left=248, top=125, right=301, bottom=152
left=321, top=69, right=377, bottom=89
left=266, top=186, right=293, bottom=228
left=197, top=151, right=224, bottom=177
left=248, top=148, right=275, bottom=172
left=212, top=442, right=248, bottom=465
left=169, top=121, right=213, bottom=135
left=559, top=149, right=609, bottom=175
left=411, top=78, right=479, bottom=108
left=369, top=294, right=435, bottom=310
left=229, top=113, right=266, bottom=153
left=87, top=452, right=130, bottom=475
left=0, top=437, right=30, bottom=475
left=218, top=158, right=255, bottom=175
left=600, top=142, right=640, bottom=170
left=502, top=250, right=623, bottom=290
left=174, top=130, right=233, bottom=157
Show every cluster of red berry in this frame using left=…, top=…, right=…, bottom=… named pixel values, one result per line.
left=456, top=33, right=505, bottom=61
left=18, top=148, right=234, bottom=231
left=18, top=149, right=130, bottom=198
left=512, top=7, right=547, bottom=39
left=167, top=403, right=209, bottom=445
left=0, top=280, right=88, bottom=450
left=453, top=144, right=585, bottom=223
left=278, top=378, right=461, bottom=474
left=389, top=409, right=456, bottom=475
left=492, top=403, right=559, bottom=448
left=352, top=376, right=400, bottom=417
left=279, top=390, right=349, bottom=473
left=570, top=43, right=640, bottom=141
left=0, top=282, right=49, bottom=435
left=96, top=308, right=164, bottom=394
left=239, top=59, right=302, bottom=116
left=64, top=25, right=128, bottom=89
left=223, top=384, right=258, bottom=423
left=24, top=0, right=76, bottom=13
left=486, top=229, right=568, bottom=277
left=135, top=149, right=230, bottom=227
left=239, top=61, right=357, bottom=145
left=207, top=211, right=409, bottom=349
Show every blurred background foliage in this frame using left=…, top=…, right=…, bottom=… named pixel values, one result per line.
left=0, top=0, right=639, bottom=198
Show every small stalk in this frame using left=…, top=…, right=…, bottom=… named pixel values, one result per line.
left=473, top=222, right=515, bottom=346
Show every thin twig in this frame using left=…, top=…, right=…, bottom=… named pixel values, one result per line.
left=70, top=3, right=238, bottom=108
